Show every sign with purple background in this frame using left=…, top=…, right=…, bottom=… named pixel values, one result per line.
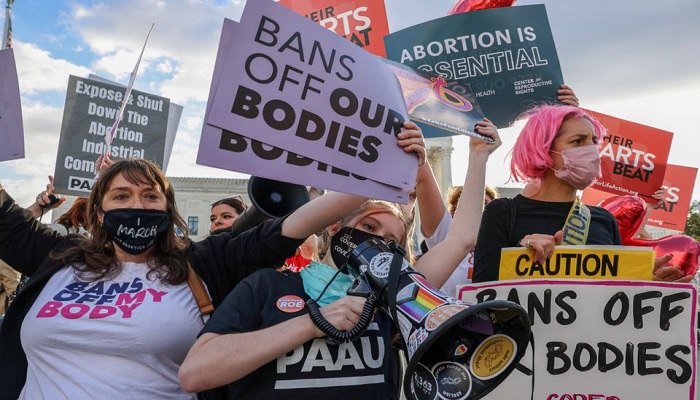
left=197, top=19, right=410, bottom=203
left=204, top=0, right=417, bottom=190
left=0, top=49, right=25, bottom=161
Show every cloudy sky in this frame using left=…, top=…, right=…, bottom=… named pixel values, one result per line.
left=1, top=0, right=699, bottom=210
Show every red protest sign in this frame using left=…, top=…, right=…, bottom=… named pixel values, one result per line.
left=582, top=164, right=697, bottom=232
left=647, top=164, right=697, bottom=231
left=278, top=0, right=390, bottom=57
left=585, top=109, right=673, bottom=203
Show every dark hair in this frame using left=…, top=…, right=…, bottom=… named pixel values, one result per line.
left=54, top=197, right=89, bottom=231
left=53, top=159, right=190, bottom=284
left=210, top=196, right=247, bottom=215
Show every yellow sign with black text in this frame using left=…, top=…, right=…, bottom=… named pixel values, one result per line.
left=499, top=245, right=654, bottom=281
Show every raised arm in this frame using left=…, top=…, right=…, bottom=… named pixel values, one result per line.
left=25, top=176, right=66, bottom=219
left=414, top=119, right=501, bottom=287
left=0, top=183, right=63, bottom=275
left=280, top=191, right=369, bottom=240
left=414, top=153, right=446, bottom=238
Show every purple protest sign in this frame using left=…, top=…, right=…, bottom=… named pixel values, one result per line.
left=200, top=126, right=410, bottom=202
left=197, top=19, right=409, bottom=203
left=0, top=49, right=25, bottom=161
left=205, top=0, right=417, bottom=190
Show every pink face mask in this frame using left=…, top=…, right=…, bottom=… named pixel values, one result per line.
left=550, top=144, right=601, bottom=190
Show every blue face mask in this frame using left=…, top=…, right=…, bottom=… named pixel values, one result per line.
left=300, top=261, right=354, bottom=307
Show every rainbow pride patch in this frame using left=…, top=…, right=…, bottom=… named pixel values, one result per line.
left=397, top=279, right=447, bottom=323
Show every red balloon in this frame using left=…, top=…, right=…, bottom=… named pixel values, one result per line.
left=627, top=235, right=700, bottom=277
left=599, top=195, right=647, bottom=242
left=448, top=0, right=516, bottom=14
left=600, top=195, right=700, bottom=276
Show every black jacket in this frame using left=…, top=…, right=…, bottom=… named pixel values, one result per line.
left=0, top=188, right=302, bottom=400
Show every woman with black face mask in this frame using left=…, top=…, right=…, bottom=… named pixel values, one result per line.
left=0, top=154, right=425, bottom=400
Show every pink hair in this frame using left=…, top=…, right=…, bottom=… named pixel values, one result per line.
left=509, top=104, right=607, bottom=183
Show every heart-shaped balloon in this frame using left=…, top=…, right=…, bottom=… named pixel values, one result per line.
left=599, top=195, right=647, bottom=242
left=627, top=235, right=700, bottom=277
left=600, top=195, right=700, bottom=276
left=448, top=0, right=516, bottom=14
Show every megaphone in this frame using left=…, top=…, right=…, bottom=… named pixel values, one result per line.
left=307, top=239, right=531, bottom=400
left=224, top=177, right=310, bottom=238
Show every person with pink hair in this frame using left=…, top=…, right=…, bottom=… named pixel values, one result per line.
left=472, top=103, right=691, bottom=283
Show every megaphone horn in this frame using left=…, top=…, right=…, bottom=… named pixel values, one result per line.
left=226, top=177, right=310, bottom=237
left=346, top=239, right=531, bottom=400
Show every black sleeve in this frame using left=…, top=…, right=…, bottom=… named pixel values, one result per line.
left=187, top=217, right=303, bottom=307
left=0, top=188, right=63, bottom=275
left=600, top=207, right=622, bottom=245
left=201, top=276, right=259, bottom=336
left=473, top=198, right=512, bottom=283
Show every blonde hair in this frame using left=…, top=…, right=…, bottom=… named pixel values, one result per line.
left=484, top=185, right=499, bottom=202
left=445, top=186, right=463, bottom=215
left=447, top=185, right=500, bottom=214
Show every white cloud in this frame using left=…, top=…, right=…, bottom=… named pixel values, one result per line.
left=14, top=42, right=92, bottom=95
left=156, top=59, right=173, bottom=74
left=59, top=0, right=245, bottom=104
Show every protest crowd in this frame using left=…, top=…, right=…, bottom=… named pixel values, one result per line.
left=1, top=1, right=699, bottom=399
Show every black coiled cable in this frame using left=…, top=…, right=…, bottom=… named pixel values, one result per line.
left=306, top=293, right=379, bottom=343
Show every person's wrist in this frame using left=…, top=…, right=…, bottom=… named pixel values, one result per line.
left=468, top=150, right=490, bottom=161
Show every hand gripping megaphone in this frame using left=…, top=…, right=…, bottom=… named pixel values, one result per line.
left=225, top=177, right=310, bottom=238
left=306, top=239, right=532, bottom=400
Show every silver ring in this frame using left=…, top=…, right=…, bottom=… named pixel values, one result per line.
left=526, top=239, right=531, bottom=248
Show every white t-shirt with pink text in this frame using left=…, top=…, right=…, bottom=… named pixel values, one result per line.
left=19, top=262, right=203, bottom=399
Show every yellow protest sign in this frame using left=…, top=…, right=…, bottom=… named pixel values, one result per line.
left=498, top=245, right=654, bottom=281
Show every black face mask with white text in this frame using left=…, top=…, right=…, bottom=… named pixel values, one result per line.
left=330, top=227, right=384, bottom=275
left=101, top=208, right=169, bottom=255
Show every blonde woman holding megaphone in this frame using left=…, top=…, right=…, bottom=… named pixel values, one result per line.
left=179, top=120, right=515, bottom=400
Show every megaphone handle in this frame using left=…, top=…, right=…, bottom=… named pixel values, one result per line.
left=306, top=293, right=378, bottom=343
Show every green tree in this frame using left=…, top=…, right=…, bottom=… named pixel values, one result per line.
left=685, top=200, right=700, bottom=241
